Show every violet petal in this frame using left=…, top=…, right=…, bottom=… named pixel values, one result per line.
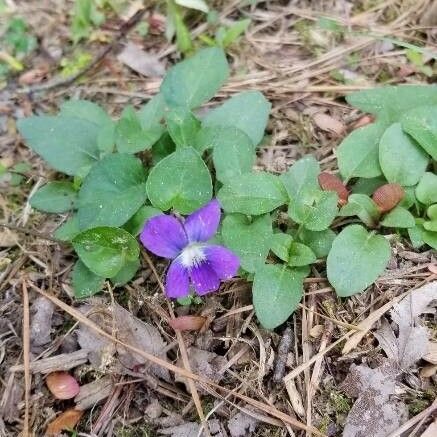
left=204, top=245, right=240, bottom=280
left=184, top=199, right=221, bottom=243
left=166, top=258, right=190, bottom=298
left=140, top=215, right=187, bottom=259
left=189, top=262, right=220, bottom=295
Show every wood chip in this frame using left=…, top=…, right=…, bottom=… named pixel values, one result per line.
left=74, top=376, right=114, bottom=411
left=117, top=42, right=165, bottom=77
left=46, top=409, right=83, bottom=436
left=313, top=112, right=345, bottom=135
left=9, top=350, right=89, bottom=374
left=424, top=341, right=437, bottom=365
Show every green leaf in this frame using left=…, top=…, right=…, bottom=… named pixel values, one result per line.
left=288, top=190, right=338, bottom=231
left=288, top=242, right=316, bottom=267
left=221, top=214, right=272, bottom=273
left=216, top=19, right=250, bottom=48
left=9, top=162, right=31, bottom=186
left=399, top=186, right=416, bottom=209
left=338, top=193, right=380, bottom=227
left=111, top=258, right=141, bottom=287
left=218, top=172, right=288, bottom=215
left=280, top=155, right=320, bottom=200
left=380, top=206, right=415, bottom=228
left=115, top=106, right=161, bottom=153
left=123, top=205, right=162, bottom=236
left=146, top=147, right=212, bottom=214
left=253, top=264, right=303, bottom=330
left=351, top=176, right=386, bottom=196
left=299, top=228, right=336, bottom=258
left=60, top=99, right=112, bottom=127
left=175, top=0, right=209, bottom=12
left=270, top=232, right=293, bottom=262
left=347, top=85, right=437, bottom=123
left=60, top=100, right=115, bottom=153
left=17, top=116, right=100, bottom=176
left=212, top=127, right=255, bottom=183
left=137, top=93, right=166, bottom=130
left=423, top=220, right=437, bottom=232
left=166, top=107, right=201, bottom=148
left=379, top=123, right=428, bottom=186
left=416, top=172, right=437, bottom=205
left=327, top=225, right=391, bottom=297
left=408, top=223, right=425, bottom=248
left=202, top=91, right=271, bottom=146
left=152, top=132, right=176, bottom=163
left=30, top=181, right=77, bottom=213
left=77, top=154, right=148, bottom=229
left=423, top=230, right=437, bottom=249
left=160, top=47, right=229, bottom=109
left=402, top=105, right=437, bottom=160
left=427, top=204, right=437, bottom=220
left=72, top=260, right=105, bottom=299
left=73, top=226, right=139, bottom=278
left=337, top=122, right=385, bottom=181
left=54, top=215, right=81, bottom=241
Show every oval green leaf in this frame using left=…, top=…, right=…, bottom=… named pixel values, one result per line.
left=327, top=224, right=391, bottom=297
left=72, top=260, right=105, bottom=299
left=221, top=213, right=272, bottom=273
left=416, top=172, right=437, bottom=205
left=73, top=227, right=139, bottom=278
left=146, top=147, right=212, bottom=214
left=77, top=154, right=148, bottom=229
left=218, top=172, right=288, bottom=215
left=30, top=181, right=77, bottom=213
left=379, top=123, right=428, bottom=186
left=253, top=264, right=303, bottom=330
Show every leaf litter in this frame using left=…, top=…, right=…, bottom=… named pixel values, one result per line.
left=342, top=282, right=437, bottom=437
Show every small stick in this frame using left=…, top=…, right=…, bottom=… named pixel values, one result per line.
left=273, top=326, right=293, bottom=383
left=21, top=280, right=31, bottom=436
left=0, top=222, right=60, bottom=243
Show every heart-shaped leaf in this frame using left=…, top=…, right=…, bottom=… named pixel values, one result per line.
left=202, top=91, right=271, bottom=146
left=72, top=260, right=105, bottom=299
left=30, top=182, right=77, bottom=213
left=270, top=232, right=293, bottom=262
left=17, top=116, right=100, bottom=176
left=77, top=154, right=148, bottom=229
left=166, top=107, right=201, bottom=148
left=379, top=123, right=428, bottom=186
left=221, top=213, right=272, bottom=273
left=218, top=172, right=288, bottom=215
left=337, top=122, right=385, bottom=181
left=288, top=242, right=316, bottom=267
left=339, top=193, right=380, bottom=227
left=380, top=206, right=415, bottom=228
left=253, top=264, right=303, bottom=329
left=327, top=225, right=391, bottom=297
left=146, top=147, right=212, bottom=214
left=402, top=105, right=437, bottom=160
left=416, top=172, right=437, bottom=205
left=298, top=228, right=336, bottom=258
left=73, top=227, right=139, bottom=278
left=160, top=47, right=229, bottom=109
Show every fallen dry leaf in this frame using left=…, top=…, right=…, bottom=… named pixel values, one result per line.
left=423, top=341, right=437, bottom=365
left=18, top=66, right=49, bottom=85
left=117, top=42, right=165, bottom=77
left=342, top=282, right=437, bottom=437
left=169, top=315, right=206, bottom=332
left=228, top=409, right=259, bottom=437
left=175, top=347, right=226, bottom=394
left=77, top=301, right=170, bottom=381
left=342, top=362, right=408, bottom=437
left=46, top=409, right=83, bottom=436
left=313, top=112, right=345, bottom=136
left=30, top=296, right=54, bottom=347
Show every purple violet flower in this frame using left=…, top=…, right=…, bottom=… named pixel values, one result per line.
left=140, top=199, right=240, bottom=298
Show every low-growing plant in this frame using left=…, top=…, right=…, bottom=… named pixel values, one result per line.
left=16, top=47, right=437, bottom=329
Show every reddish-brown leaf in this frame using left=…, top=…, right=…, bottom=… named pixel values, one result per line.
left=169, top=316, right=206, bottom=332
left=318, top=172, right=349, bottom=205
left=46, top=409, right=83, bottom=436
left=372, top=184, right=404, bottom=213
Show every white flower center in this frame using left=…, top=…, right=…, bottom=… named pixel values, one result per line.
left=180, top=244, right=206, bottom=268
